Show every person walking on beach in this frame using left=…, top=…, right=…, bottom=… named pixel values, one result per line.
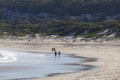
left=58, top=51, right=61, bottom=58
left=53, top=48, right=56, bottom=51
left=52, top=48, right=54, bottom=51
left=54, top=50, right=57, bottom=58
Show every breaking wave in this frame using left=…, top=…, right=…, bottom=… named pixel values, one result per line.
left=0, top=50, right=17, bottom=63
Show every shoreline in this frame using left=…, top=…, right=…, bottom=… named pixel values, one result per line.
left=0, top=40, right=120, bottom=80
left=0, top=50, right=96, bottom=80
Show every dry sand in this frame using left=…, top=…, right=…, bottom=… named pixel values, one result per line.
left=0, top=39, right=120, bottom=80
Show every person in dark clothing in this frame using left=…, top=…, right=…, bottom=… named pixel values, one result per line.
left=54, top=50, right=57, bottom=58
left=53, top=48, right=56, bottom=51
left=51, top=48, right=54, bottom=51
left=58, top=51, right=61, bottom=58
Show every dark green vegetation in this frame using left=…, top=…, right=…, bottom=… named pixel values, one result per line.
left=0, top=19, right=120, bottom=38
left=0, top=0, right=120, bottom=16
left=0, top=0, right=120, bottom=38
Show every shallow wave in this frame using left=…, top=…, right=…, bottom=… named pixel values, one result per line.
left=0, top=50, right=17, bottom=63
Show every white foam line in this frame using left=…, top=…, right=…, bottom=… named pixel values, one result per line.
left=0, top=50, right=17, bottom=63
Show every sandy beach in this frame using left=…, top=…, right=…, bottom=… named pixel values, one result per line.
left=0, top=39, right=120, bottom=80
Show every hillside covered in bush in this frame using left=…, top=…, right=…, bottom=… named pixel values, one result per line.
left=0, top=0, right=120, bottom=38
left=0, top=0, right=120, bottom=16
left=0, top=19, right=120, bottom=38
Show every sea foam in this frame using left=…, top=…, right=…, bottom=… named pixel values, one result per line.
left=0, top=50, right=17, bottom=63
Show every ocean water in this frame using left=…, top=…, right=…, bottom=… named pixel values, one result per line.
left=0, top=50, right=94, bottom=80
